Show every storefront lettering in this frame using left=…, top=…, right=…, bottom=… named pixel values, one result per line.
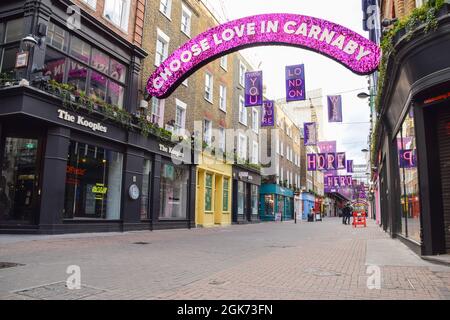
left=57, top=109, right=108, bottom=133
left=66, top=165, right=86, bottom=176
left=159, top=144, right=184, bottom=158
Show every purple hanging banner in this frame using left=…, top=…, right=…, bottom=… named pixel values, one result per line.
left=286, top=64, right=306, bottom=102
left=326, top=153, right=337, bottom=171
left=347, top=160, right=354, bottom=173
left=304, top=122, right=317, bottom=146
left=245, top=71, right=263, bottom=107
left=327, top=95, right=343, bottom=122
left=317, top=153, right=326, bottom=171
left=399, top=149, right=417, bottom=168
left=261, top=100, right=275, bottom=127
left=336, top=152, right=346, bottom=170
left=307, top=154, right=317, bottom=171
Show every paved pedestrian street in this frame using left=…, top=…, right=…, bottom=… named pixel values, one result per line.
left=0, top=218, right=449, bottom=300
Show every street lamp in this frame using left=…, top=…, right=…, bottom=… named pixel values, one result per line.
left=361, top=148, right=369, bottom=153
left=357, top=92, right=375, bottom=99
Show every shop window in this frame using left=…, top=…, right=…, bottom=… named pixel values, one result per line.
left=140, top=159, right=151, bottom=220
left=107, top=81, right=124, bottom=108
left=5, top=19, right=24, bottom=43
left=0, top=138, right=40, bottom=224
left=70, top=36, right=91, bottom=64
left=110, top=58, right=126, bottom=83
left=67, top=59, right=88, bottom=92
left=264, top=194, right=274, bottom=215
left=238, top=181, right=245, bottom=215
left=43, top=48, right=66, bottom=83
left=251, top=185, right=259, bottom=215
left=205, top=173, right=213, bottom=212
left=159, top=163, right=189, bottom=219
left=0, top=46, right=19, bottom=75
left=64, top=141, right=123, bottom=220
left=91, top=48, right=110, bottom=74
left=396, top=108, right=421, bottom=243
left=90, top=71, right=107, bottom=101
left=223, top=178, right=229, bottom=212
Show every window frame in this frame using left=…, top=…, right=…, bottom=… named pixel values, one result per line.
left=155, top=28, right=170, bottom=67
left=204, top=72, right=213, bottom=103
left=239, top=96, right=247, bottom=126
left=239, top=61, right=247, bottom=87
left=174, top=99, right=187, bottom=135
left=180, top=3, right=192, bottom=37
left=219, top=84, right=227, bottom=112
left=103, top=0, right=131, bottom=32
left=159, top=0, right=173, bottom=20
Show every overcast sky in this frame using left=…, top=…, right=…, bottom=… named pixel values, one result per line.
left=207, top=0, right=372, bottom=165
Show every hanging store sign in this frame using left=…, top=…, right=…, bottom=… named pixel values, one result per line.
left=245, top=71, right=263, bottom=107
left=347, top=160, right=354, bottom=173
left=327, top=95, right=343, bottom=122
left=307, top=152, right=347, bottom=171
left=324, top=175, right=353, bottom=188
left=399, top=149, right=417, bottom=168
left=304, top=122, right=317, bottom=146
left=261, top=100, right=275, bottom=127
left=285, top=64, right=306, bottom=102
left=336, top=152, right=346, bottom=170
left=146, top=13, right=381, bottom=98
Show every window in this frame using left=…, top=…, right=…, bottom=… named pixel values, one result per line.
left=203, top=119, right=212, bottom=145
left=104, top=0, right=131, bottom=31
left=218, top=127, right=225, bottom=152
left=220, top=56, right=227, bottom=70
left=82, top=0, right=97, bottom=9
left=64, top=141, right=123, bottom=220
left=175, top=99, right=186, bottom=135
left=90, top=71, right=107, bottom=101
left=239, top=61, right=246, bottom=87
left=141, top=159, right=152, bottom=220
left=150, top=97, right=164, bottom=126
left=204, top=72, right=213, bottom=102
left=5, top=18, right=24, bottom=43
left=0, top=47, right=18, bottom=74
left=239, top=96, right=247, bottom=126
left=110, top=58, right=126, bottom=83
left=251, top=185, right=259, bottom=215
left=237, top=181, right=245, bottom=215
left=67, top=59, right=88, bottom=92
left=396, top=108, right=420, bottom=243
left=43, top=48, right=66, bottom=83
left=91, top=48, right=110, bottom=74
left=223, top=178, right=229, bottom=212
left=264, top=195, right=274, bottom=216
left=238, top=134, right=247, bottom=160
left=181, top=4, right=192, bottom=36
left=182, top=78, right=188, bottom=87
left=280, top=142, right=284, bottom=157
left=219, top=85, right=227, bottom=112
left=205, top=173, right=213, bottom=212
left=70, top=36, right=91, bottom=64
left=46, top=22, right=67, bottom=51
left=159, top=0, right=172, bottom=19
left=252, top=109, right=259, bottom=133
left=155, top=29, right=170, bottom=66
left=252, top=141, right=259, bottom=164
left=160, top=162, right=189, bottom=219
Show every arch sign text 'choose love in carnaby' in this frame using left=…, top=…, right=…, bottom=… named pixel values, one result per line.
left=147, top=13, right=381, bottom=98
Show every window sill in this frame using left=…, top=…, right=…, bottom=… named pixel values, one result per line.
left=103, top=16, right=129, bottom=34
left=239, top=121, right=248, bottom=126
left=204, top=97, right=214, bottom=104
left=160, top=11, right=172, bottom=22
left=219, top=107, right=227, bottom=113
left=181, top=30, right=191, bottom=38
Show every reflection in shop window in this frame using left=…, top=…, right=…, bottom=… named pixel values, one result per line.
left=396, top=108, right=421, bottom=243
left=251, top=185, right=259, bottom=215
left=64, top=141, right=123, bottom=220
left=0, top=138, right=39, bottom=224
left=140, top=159, right=151, bottom=220
left=43, top=48, right=66, bottom=83
left=159, top=163, right=189, bottom=219
left=90, top=71, right=107, bottom=101
left=264, top=194, right=274, bottom=215
left=67, top=59, right=88, bottom=92
left=0, top=46, right=19, bottom=75
left=70, top=36, right=91, bottom=64
left=107, top=81, right=124, bottom=108
left=205, top=173, right=213, bottom=212
left=238, top=181, right=245, bottom=215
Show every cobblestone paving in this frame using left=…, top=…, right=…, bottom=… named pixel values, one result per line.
left=0, top=218, right=449, bottom=300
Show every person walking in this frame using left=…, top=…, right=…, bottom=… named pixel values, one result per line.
left=342, top=204, right=348, bottom=225
left=345, top=203, right=353, bottom=225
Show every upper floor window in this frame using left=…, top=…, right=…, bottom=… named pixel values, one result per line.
left=239, top=96, right=247, bottom=126
left=46, top=22, right=68, bottom=51
left=204, top=72, right=213, bottom=102
left=3, top=18, right=24, bottom=43
left=220, top=56, right=227, bottom=71
left=239, top=61, right=246, bottom=87
left=150, top=97, right=164, bottom=126
left=238, top=134, right=247, bottom=160
left=175, top=99, right=187, bottom=135
left=219, top=85, right=227, bottom=112
left=252, top=109, right=259, bottom=133
left=104, top=0, right=131, bottom=31
left=82, top=0, right=97, bottom=9
left=203, top=119, right=212, bottom=145
left=160, top=0, right=172, bottom=19
left=181, top=4, right=192, bottom=37
left=155, top=29, right=170, bottom=67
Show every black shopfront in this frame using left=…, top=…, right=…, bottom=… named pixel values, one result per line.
left=376, top=4, right=450, bottom=255
left=0, top=1, right=196, bottom=233
left=232, top=165, right=261, bottom=224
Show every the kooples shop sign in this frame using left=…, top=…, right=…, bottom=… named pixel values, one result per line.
left=159, top=144, right=184, bottom=158
left=57, top=109, right=108, bottom=133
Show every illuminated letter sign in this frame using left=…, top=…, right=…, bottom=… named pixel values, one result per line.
left=261, top=100, right=275, bottom=127
left=307, top=154, right=317, bottom=171
left=245, top=71, right=263, bottom=107
left=147, top=14, right=381, bottom=98
left=399, top=149, right=417, bottom=168
left=327, top=153, right=337, bottom=170
left=317, top=153, right=326, bottom=171
left=336, top=152, right=346, bottom=170
left=286, top=64, right=306, bottom=101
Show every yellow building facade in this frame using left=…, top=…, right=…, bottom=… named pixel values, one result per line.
left=196, top=152, right=233, bottom=227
